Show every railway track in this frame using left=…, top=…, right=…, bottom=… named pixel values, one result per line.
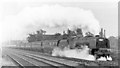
left=3, top=49, right=86, bottom=68
left=11, top=48, right=118, bottom=66
left=7, top=54, right=38, bottom=68
left=3, top=48, right=118, bottom=68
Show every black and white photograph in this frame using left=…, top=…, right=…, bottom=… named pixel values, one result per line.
left=0, top=0, right=119, bottom=68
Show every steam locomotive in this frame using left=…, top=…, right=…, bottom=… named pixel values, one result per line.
left=17, top=28, right=111, bottom=60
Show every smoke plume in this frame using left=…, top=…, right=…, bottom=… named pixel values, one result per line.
left=2, top=4, right=100, bottom=41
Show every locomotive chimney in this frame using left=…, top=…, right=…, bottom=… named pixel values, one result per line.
left=104, top=29, right=106, bottom=38
left=99, top=28, right=103, bottom=37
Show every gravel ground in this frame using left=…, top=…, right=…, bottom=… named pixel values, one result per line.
left=1, top=52, right=16, bottom=66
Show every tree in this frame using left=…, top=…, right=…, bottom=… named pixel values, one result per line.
left=40, top=29, right=46, bottom=35
left=54, top=33, right=61, bottom=36
left=85, top=32, right=94, bottom=37
left=67, top=29, right=71, bottom=35
left=36, top=29, right=46, bottom=35
left=76, top=28, right=83, bottom=37
left=76, top=28, right=83, bottom=35
left=63, top=31, right=66, bottom=35
left=27, top=34, right=37, bottom=42
left=36, top=31, right=40, bottom=34
left=67, top=29, right=76, bottom=36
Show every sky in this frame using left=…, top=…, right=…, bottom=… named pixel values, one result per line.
left=0, top=0, right=119, bottom=44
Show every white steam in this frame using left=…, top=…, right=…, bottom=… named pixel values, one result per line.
left=2, top=5, right=100, bottom=42
left=52, top=46, right=96, bottom=61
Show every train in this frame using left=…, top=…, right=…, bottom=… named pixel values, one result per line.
left=16, top=28, right=112, bottom=61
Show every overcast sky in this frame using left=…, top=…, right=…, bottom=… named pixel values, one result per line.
left=0, top=0, right=119, bottom=43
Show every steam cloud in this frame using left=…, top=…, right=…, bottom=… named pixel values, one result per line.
left=2, top=5, right=100, bottom=41
left=52, top=46, right=96, bottom=61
